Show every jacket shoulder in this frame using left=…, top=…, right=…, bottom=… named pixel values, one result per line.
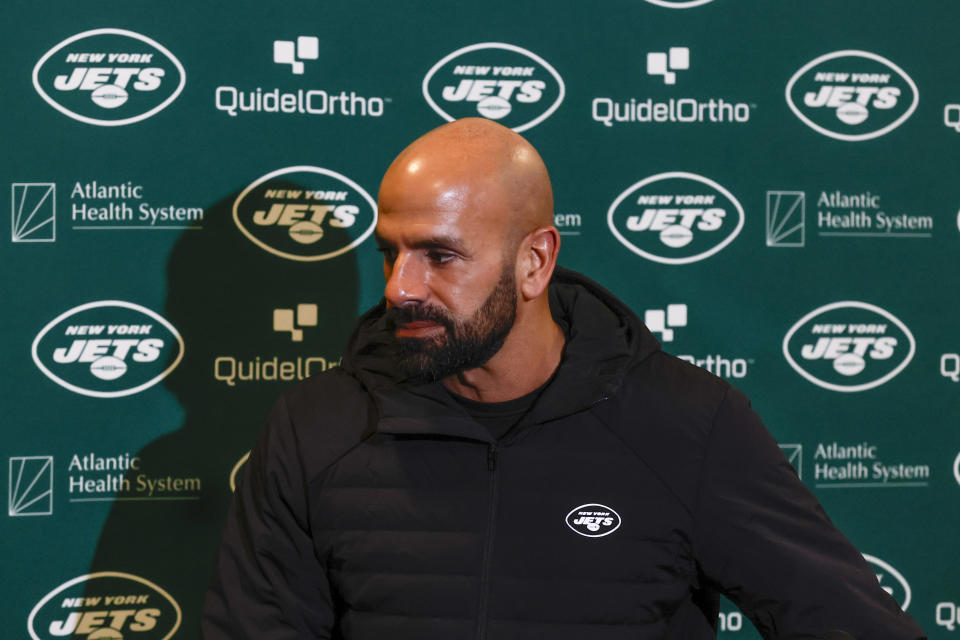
left=270, top=367, right=377, bottom=480
left=593, top=351, right=734, bottom=514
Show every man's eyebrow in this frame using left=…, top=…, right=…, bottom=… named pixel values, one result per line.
left=374, top=233, right=469, bottom=254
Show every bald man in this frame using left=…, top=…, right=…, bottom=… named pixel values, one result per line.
left=203, top=119, right=925, bottom=639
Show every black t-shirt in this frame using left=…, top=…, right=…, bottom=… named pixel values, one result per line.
left=448, top=381, right=548, bottom=441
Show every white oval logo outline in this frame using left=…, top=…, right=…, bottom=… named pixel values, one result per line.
left=645, top=0, right=714, bottom=7
left=607, top=171, right=745, bottom=265
left=229, top=450, right=251, bottom=492
left=863, top=553, right=912, bottom=611
left=233, top=165, right=377, bottom=262
left=32, top=28, right=186, bottom=127
left=785, top=50, right=918, bottom=142
left=31, top=300, right=185, bottom=398
left=953, top=451, right=960, bottom=487
left=565, top=502, right=622, bottom=538
left=27, top=571, right=183, bottom=640
left=782, top=301, right=915, bottom=393
left=422, top=42, right=565, bottom=133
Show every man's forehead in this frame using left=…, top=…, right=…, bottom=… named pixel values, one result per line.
left=376, top=206, right=472, bottom=241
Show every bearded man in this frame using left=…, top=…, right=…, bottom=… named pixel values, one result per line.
left=203, top=119, right=925, bottom=639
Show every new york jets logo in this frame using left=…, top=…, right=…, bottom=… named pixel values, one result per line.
left=232, top=166, right=377, bottom=261
left=786, top=50, right=918, bottom=141
left=28, top=572, right=182, bottom=640
left=422, top=42, right=564, bottom=132
left=33, top=28, right=185, bottom=126
left=32, top=301, right=184, bottom=398
left=565, top=503, right=621, bottom=537
left=863, top=554, right=912, bottom=611
left=783, top=301, right=915, bottom=392
left=607, top=172, right=744, bottom=264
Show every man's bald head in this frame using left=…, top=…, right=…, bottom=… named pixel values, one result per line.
left=375, top=119, right=564, bottom=399
left=378, top=118, right=554, bottom=249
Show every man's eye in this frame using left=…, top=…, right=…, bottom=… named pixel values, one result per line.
left=427, top=251, right=455, bottom=265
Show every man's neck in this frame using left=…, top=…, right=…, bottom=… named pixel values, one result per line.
left=442, top=315, right=565, bottom=403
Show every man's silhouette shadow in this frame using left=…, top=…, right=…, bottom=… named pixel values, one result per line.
left=84, top=184, right=360, bottom=637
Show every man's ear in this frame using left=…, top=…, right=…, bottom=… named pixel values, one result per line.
left=517, top=226, right=561, bottom=301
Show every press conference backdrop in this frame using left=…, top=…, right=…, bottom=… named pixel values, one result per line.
left=3, top=1, right=959, bottom=637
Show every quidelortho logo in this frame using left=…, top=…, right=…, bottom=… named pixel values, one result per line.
left=593, top=46, right=752, bottom=127
left=938, top=601, right=960, bottom=633
left=647, top=47, right=689, bottom=85
left=32, top=301, right=184, bottom=398
left=644, top=304, right=687, bottom=342
left=645, top=303, right=751, bottom=378
left=608, top=172, right=744, bottom=264
left=28, top=572, right=181, bottom=639
left=944, top=104, right=960, bottom=133
left=422, top=42, right=564, bottom=132
left=863, top=554, right=912, bottom=611
left=33, top=29, right=185, bottom=126
left=786, top=50, right=918, bottom=141
left=565, top=503, right=621, bottom=537
left=274, top=36, right=318, bottom=74
left=213, top=303, right=340, bottom=387
left=783, top=302, right=915, bottom=392
left=233, top=166, right=376, bottom=261
left=274, top=304, right=317, bottom=341
left=215, top=36, right=387, bottom=118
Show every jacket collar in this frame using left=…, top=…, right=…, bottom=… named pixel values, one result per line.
left=341, top=266, right=660, bottom=441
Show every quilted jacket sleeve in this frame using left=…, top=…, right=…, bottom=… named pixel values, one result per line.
left=692, top=387, right=926, bottom=640
left=202, top=394, right=336, bottom=639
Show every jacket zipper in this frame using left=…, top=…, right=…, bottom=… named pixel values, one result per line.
left=476, top=443, right=499, bottom=640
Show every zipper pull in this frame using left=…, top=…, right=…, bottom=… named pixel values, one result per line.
left=487, top=445, right=497, bottom=471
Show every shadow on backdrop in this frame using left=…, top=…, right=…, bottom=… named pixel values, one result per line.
left=84, top=184, right=361, bottom=637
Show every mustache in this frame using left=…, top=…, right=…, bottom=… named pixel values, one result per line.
left=384, top=304, right=454, bottom=332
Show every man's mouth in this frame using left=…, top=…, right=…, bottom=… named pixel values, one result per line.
left=395, top=321, right=444, bottom=338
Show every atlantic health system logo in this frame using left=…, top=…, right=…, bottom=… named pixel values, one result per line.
left=608, top=172, right=744, bottom=264
left=786, top=50, right=918, bottom=141
left=8, top=456, right=54, bottom=516
left=423, top=42, right=565, bottom=132
left=11, top=183, right=56, bottom=242
left=33, top=28, right=185, bottom=126
left=766, top=191, right=805, bottom=247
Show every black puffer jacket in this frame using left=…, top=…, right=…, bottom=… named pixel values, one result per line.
left=203, top=267, right=925, bottom=639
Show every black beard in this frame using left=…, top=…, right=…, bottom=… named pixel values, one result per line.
left=385, top=265, right=517, bottom=383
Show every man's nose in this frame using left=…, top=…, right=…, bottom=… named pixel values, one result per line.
left=384, top=253, right=428, bottom=307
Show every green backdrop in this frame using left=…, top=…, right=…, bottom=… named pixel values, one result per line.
left=3, top=1, right=958, bottom=638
